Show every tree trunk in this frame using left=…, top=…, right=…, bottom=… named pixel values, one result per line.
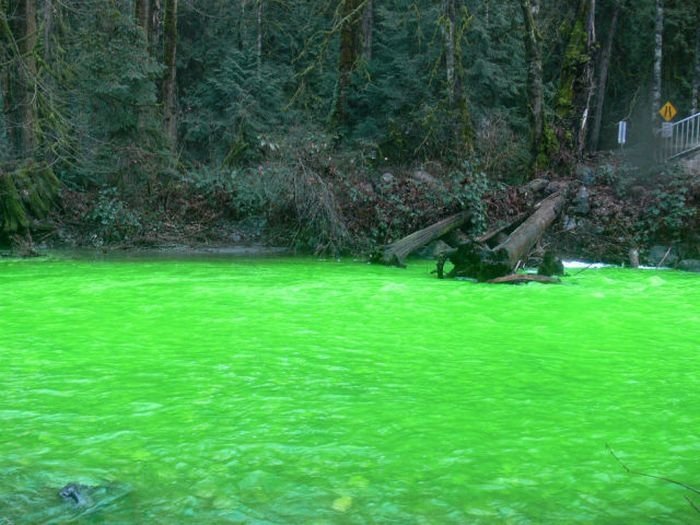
left=377, top=211, right=471, bottom=267
left=332, top=0, right=362, bottom=128
left=238, top=0, right=246, bottom=50
left=361, top=0, right=373, bottom=60
left=162, top=0, right=178, bottom=148
left=135, top=0, right=151, bottom=44
left=0, top=1, right=13, bottom=153
left=652, top=0, right=663, bottom=124
left=556, top=0, right=596, bottom=158
left=442, top=0, right=473, bottom=150
left=692, top=5, right=700, bottom=113
left=443, top=0, right=456, bottom=103
left=520, top=0, right=547, bottom=171
left=256, top=0, right=263, bottom=75
left=493, top=191, right=566, bottom=268
left=576, top=0, right=596, bottom=157
left=2, top=0, right=38, bottom=158
left=590, top=0, right=620, bottom=151
left=42, top=0, right=53, bottom=62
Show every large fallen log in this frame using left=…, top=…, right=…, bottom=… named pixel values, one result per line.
left=441, top=190, right=567, bottom=281
left=492, top=191, right=566, bottom=268
left=376, top=210, right=470, bottom=267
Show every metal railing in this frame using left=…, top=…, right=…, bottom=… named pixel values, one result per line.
left=660, top=111, right=700, bottom=161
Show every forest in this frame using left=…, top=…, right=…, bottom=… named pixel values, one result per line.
left=1, top=0, right=699, bottom=266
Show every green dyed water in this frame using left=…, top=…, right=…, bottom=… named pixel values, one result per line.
left=1, top=256, right=699, bottom=524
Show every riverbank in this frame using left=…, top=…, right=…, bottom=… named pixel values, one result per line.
left=3, top=153, right=699, bottom=269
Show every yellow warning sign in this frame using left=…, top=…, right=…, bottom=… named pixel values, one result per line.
left=659, top=101, right=677, bottom=122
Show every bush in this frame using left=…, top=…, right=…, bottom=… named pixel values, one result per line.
left=86, top=188, right=142, bottom=244
left=636, top=166, right=698, bottom=245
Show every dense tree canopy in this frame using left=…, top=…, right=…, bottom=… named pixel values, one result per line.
left=2, top=0, right=699, bottom=172
left=1, top=0, right=699, bottom=249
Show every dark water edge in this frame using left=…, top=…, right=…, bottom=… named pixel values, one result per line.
left=2, top=244, right=292, bottom=262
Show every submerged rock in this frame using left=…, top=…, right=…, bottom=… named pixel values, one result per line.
left=59, top=483, right=92, bottom=507
left=57, top=481, right=133, bottom=513
left=538, top=251, right=565, bottom=276
left=647, top=245, right=679, bottom=266
left=678, top=259, right=700, bottom=273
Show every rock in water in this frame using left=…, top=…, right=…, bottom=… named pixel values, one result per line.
left=647, top=245, right=678, bottom=266
left=59, top=483, right=91, bottom=507
left=678, top=259, right=700, bottom=273
left=538, top=251, right=564, bottom=276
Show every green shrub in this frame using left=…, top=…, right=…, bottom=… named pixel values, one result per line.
left=86, top=188, right=142, bottom=244
left=636, top=166, right=697, bottom=244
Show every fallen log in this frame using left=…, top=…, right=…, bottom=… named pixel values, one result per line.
left=493, top=191, right=566, bottom=269
left=488, top=274, right=561, bottom=285
left=475, top=211, right=529, bottom=246
left=376, top=211, right=470, bottom=267
left=440, top=189, right=568, bottom=281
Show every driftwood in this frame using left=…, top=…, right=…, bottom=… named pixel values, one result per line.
left=373, top=178, right=565, bottom=278
left=476, top=212, right=529, bottom=246
left=440, top=189, right=568, bottom=281
left=377, top=211, right=470, bottom=267
left=488, top=274, right=561, bottom=285
left=493, top=191, right=566, bottom=268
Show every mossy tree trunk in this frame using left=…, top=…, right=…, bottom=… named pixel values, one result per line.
left=555, top=0, right=596, bottom=158
left=519, top=0, right=554, bottom=173
left=2, top=0, right=38, bottom=159
left=135, top=0, right=151, bottom=45
left=442, top=0, right=473, bottom=151
left=652, top=0, right=663, bottom=124
left=590, top=0, right=620, bottom=151
left=162, top=0, right=178, bottom=149
left=332, top=0, right=362, bottom=129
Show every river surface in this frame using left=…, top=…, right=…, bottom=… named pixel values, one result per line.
left=1, top=256, right=699, bottom=524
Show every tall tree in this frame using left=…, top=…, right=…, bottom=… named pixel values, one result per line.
left=2, top=0, right=38, bottom=158
left=135, top=0, right=151, bottom=43
left=163, top=0, right=178, bottom=147
left=590, top=0, right=621, bottom=151
left=442, top=0, right=473, bottom=150
left=520, top=0, right=547, bottom=169
left=555, top=0, right=596, bottom=157
left=692, top=2, right=700, bottom=113
left=443, top=0, right=457, bottom=104
left=652, top=0, right=663, bottom=123
left=361, top=0, right=373, bottom=60
left=331, top=0, right=362, bottom=129
left=256, top=0, right=263, bottom=75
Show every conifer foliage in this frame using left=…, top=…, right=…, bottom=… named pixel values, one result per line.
left=1, top=0, right=699, bottom=246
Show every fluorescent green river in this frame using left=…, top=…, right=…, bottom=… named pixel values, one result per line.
left=1, top=256, right=699, bottom=524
